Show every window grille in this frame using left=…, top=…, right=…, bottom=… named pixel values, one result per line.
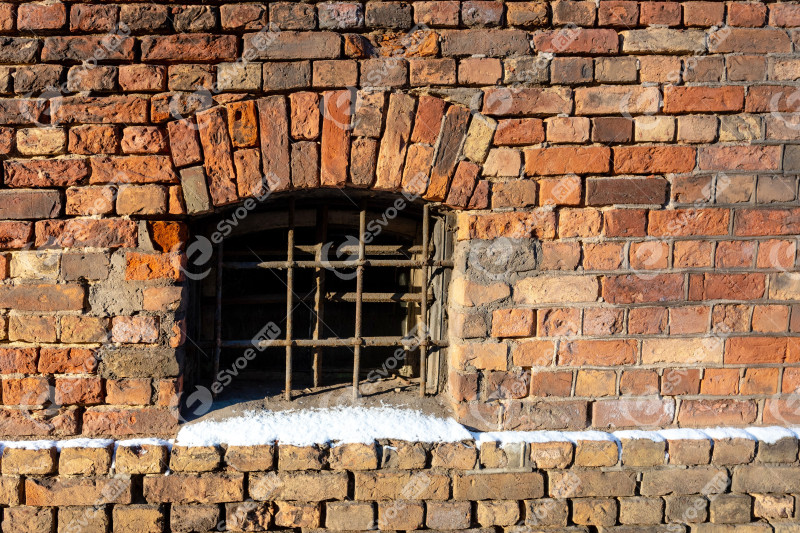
left=193, top=198, right=453, bottom=401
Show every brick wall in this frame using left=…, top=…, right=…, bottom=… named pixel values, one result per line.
left=0, top=0, right=799, bottom=440
left=0, top=435, right=798, bottom=532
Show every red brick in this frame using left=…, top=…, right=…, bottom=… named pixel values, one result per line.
left=640, top=1, right=681, bottom=25
left=483, top=87, right=572, bottom=116
left=445, top=161, right=480, bottom=208
left=534, top=29, right=618, bottom=54
left=38, top=348, right=96, bottom=374
left=0, top=284, right=85, bottom=311
left=140, top=34, right=237, bottom=61
left=51, top=95, right=146, bottom=124
left=493, top=118, right=544, bottom=146
left=583, top=242, right=624, bottom=270
left=603, top=209, right=646, bottom=237
left=525, top=146, right=610, bottom=176
left=167, top=119, right=202, bottom=168
left=3, top=159, right=88, bottom=188
left=598, top=1, right=638, bottom=26
left=700, top=368, right=739, bottom=395
left=648, top=208, right=730, bottom=237
left=663, top=86, right=745, bottom=113
left=35, top=219, right=136, bottom=249
left=3, top=377, right=49, bottom=405
left=683, top=1, right=725, bottom=26
left=426, top=105, right=471, bottom=200
left=729, top=2, right=766, bottom=26
left=18, top=2, right=65, bottom=30
left=530, top=371, right=572, bottom=396
left=491, top=309, right=536, bottom=338
left=320, top=90, right=352, bottom=188
left=620, top=369, right=659, bottom=395
left=0, top=221, right=33, bottom=249
left=770, top=3, right=800, bottom=26
left=125, top=252, right=183, bottom=281
left=375, top=93, right=416, bottom=191
left=119, top=65, right=166, bottom=92
left=196, top=107, right=238, bottom=205
left=691, top=273, right=766, bottom=301
left=55, top=378, right=103, bottom=405
left=558, top=340, right=637, bottom=366
left=83, top=407, right=178, bottom=436
left=0, top=348, right=38, bottom=374
left=678, top=399, right=757, bottom=426
left=68, top=125, right=119, bottom=155
left=613, top=146, right=696, bottom=174
left=593, top=398, right=675, bottom=428
left=709, top=28, right=791, bottom=53
left=752, top=305, right=790, bottom=333
left=629, top=307, right=667, bottom=335
left=662, top=368, right=701, bottom=395
left=735, top=208, right=800, bottom=236
left=741, top=367, right=778, bottom=395
left=90, top=155, right=177, bottom=185
left=603, top=274, right=684, bottom=304
left=725, top=337, right=787, bottom=364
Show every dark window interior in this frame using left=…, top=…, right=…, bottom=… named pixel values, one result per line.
left=186, top=195, right=452, bottom=404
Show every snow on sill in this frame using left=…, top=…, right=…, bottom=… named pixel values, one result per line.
left=0, top=408, right=798, bottom=449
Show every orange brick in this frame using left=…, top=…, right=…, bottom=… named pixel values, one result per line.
left=538, top=175, right=582, bottom=206
left=583, top=308, right=624, bottom=335
left=752, top=305, right=790, bottom=333
left=661, top=368, right=701, bottom=395
left=674, top=240, right=714, bottom=268
left=575, top=370, right=616, bottom=397
left=491, top=309, right=536, bottom=338
left=669, top=306, right=710, bottom=334
left=558, top=340, right=637, bottom=366
left=741, top=367, right=778, bottom=395
left=700, top=368, right=740, bottom=395
left=715, top=240, right=756, bottom=268
left=583, top=242, right=624, bottom=271
left=630, top=241, right=668, bottom=270
left=620, top=369, right=659, bottom=395
left=628, top=307, right=667, bottom=335
left=530, top=371, right=572, bottom=397
left=511, top=340, right=555, bottom=367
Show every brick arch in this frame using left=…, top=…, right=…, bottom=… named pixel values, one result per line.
left=166, top=90, right=493, bottom=217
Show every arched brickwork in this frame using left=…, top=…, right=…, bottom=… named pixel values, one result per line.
left=164, top=91, right=492, bottom=214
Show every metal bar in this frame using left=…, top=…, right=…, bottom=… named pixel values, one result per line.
left=285, top=199, right=295, bottom=401
left=223, top=337, right=449, bottom=349
left=212, top=240, right=223, bottom=398
left=209, top=291, right=428, bottom=305
left=326, top=291, right=429, bottom=303
left=225, top=244, right=423, bottom=256
left=313, top=206, right=328, bottom=388
left=353, top=203, right=366, bottom=400
left=224, top=259, right=455, bottom=270
left=420, top=204, right=430, bottom=397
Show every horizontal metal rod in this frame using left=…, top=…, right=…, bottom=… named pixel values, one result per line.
left=222, top=337, right=448, bottom=349
left=326, top=291, right=429, bottom=303
left=224, top=244, right=424, bottom=257
left=224, top=260, right=454, bottom=270
left=207, top=291, right=430, bottom=305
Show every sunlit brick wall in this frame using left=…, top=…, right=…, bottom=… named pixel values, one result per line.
left=0, top=0, right=799, bottom=437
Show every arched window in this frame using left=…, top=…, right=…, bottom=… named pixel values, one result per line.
left=187, top=194, right=453, bottom=406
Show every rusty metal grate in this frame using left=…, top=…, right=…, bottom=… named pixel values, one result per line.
left=212, top=200, right=452, bottom=401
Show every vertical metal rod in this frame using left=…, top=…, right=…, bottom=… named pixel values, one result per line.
left=419, top=204, right=430, bottom=397
left=213, top=241, right=223, bottom=398
left=353, top=204, right=366, bottom=400
left=285, top=199, right=295, bottom=401
left=313, top=206, right=328, bottom=388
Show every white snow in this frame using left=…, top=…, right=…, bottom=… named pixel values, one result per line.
left=614, top=430, right=665, bottom=442
left=703, top=427, right=756, bottom=441
left=743, top=426, right=799, bottom=444
left=0, top=407, right=799, bottom=449
left=174, top=407, right=472, bottom=447
left=656, top=428, right=712, bottom=441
